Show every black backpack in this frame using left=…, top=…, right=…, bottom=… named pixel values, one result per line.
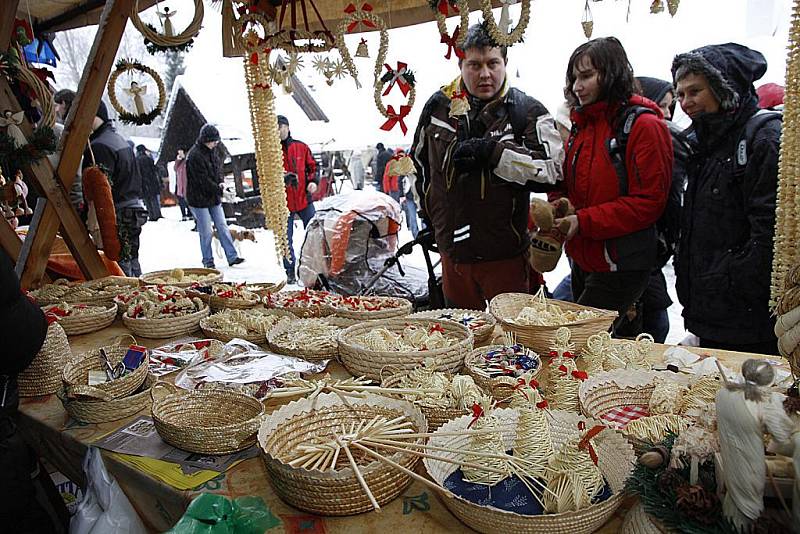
left=607, top=106, right=690, bottom=268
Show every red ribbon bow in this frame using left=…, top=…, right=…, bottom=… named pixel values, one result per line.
left=437, top=0, right=459, bottom=16
left=577, top=423, right=605, bottom=465
left=536, top=399, right=549, bottom=409
left=44, top=312, right=61, bottom=325
left=558, top=364, right=568, bottom=375
left=468, top=403, right=484, bottom=428
left=440, top=27, right=465, bottom=60
left=571, top=370, right=589, bottom=381
left=344, top=3, right=376, bottom=32
left=429, top=323, right=445, bottom=335
left=380, top=105, right=411, bottom=135
left=382, top=62, right=412, bottom=97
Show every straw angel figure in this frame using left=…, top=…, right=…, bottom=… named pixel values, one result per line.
left=0, top=110, right=27, bottom=148
left=715, top=359, right=795, bottom=532
left=124, top=81, right=148, bottom=116
left=157, top=7, right=177, bottom=37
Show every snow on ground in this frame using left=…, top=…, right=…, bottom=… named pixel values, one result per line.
left=138, top=178, right=688, bottom=344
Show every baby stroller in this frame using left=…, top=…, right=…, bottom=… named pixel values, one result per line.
left=297, top=190, right=443, bottom=309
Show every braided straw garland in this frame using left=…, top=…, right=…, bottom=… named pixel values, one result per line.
left=334, top=7, right=389, bottom=89
left=772, top=0, right=800, bottom=306
left=430, top=0, right=470, bottom=47
left=130, top=0, right=204, bottom=48
left=107, top=60, right=166, bottom=124
left=242, top=34, right=291, bottom=261
left=480, top=0, right=531, bottom=46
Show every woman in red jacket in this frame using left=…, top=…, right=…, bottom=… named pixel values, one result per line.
left=556, top=37, right=673, bottom=331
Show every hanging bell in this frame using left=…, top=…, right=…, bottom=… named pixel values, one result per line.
left=667, top=0, right=680, bottom=16
left=581, top=20, right=593, bottom=39
left=650, top=0, right=665, bottom=14
left=355, top=38, right=370, bottom=58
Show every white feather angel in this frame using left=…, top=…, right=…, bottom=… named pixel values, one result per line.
left=0, top=110, right=27, bottom=148
left=123, top=81, right=148, bottom=116
left=715, top=359, right=795, bottom=533
left=156, top=7, right=177, bottom=37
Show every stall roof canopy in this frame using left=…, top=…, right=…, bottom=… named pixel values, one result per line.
left=24, top=0, right=499, bottom=33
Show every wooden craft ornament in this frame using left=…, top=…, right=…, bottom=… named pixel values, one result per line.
left=0, top=110, right=26, bottom=148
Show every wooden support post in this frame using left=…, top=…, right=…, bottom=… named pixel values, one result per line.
left=19, top=0, right=135, bottom=288
left=0, top=219, right=21, bottom=264
left=0, top=0, right=20, bottom=49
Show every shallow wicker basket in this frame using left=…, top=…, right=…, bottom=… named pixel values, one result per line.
left=247, top=280, right=286, bottom=297
left=328, top=295, right=413, bottom=321
left=267, top=316, right=354, bottom=361
left=423, top=408, right=634, bottom=534
left=59, top=374, right=155, bottom=424
left=258, top=392, right=426, bottom=516
left=122, top=305, right=210, bottom=339
left=620, top=501, right=669, bottom=534
left=200, top=308, right=296, bottom=345
left=140, top=268, right=223, bottom=288
left=579, top=368, right=688, bottom=453
left=463, top=344, right=544, bottom=402
left=63, top=345, right=150, bottom=400
left=489, top=293, right=617, bottom=353
left=381, top=372, right=469, bottom=431
left=32, top=276, right=140, bottom=307
left=410, top=308, right=497, bottom=345
left=338, top=318, right=473, bottom=380
left=17, top=322, right=71, bottom=397
left=263, top=289, right=335, bottom=318
left=209, top=290, right=261, bottom=312
left=47, top=302, right=118, bottom=336
left=151, top=383, right=265, bottom=455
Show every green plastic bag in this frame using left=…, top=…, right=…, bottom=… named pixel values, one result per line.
left=167, top=494, right=280, bottom=534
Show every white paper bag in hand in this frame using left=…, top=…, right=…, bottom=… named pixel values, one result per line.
left=70, top=447, right=146, bottom=534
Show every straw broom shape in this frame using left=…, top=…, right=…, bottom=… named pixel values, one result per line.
left=771, top=0, right=800, bottom=307
left=509, top=373, right=553, bottom=478
left=243, top=35, right=291, bottom=261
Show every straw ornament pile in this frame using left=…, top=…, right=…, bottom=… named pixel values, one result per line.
left=354, top=322, right=458, bottom=352
left=510, top=288, right=599, bottom=326
left=267, top=317, right=345, bottom=360
left=200, top=308, right=294, bottom=344
left=41, top=302, right=117, bottom=336
left=120, top=285, right=204, bottom=319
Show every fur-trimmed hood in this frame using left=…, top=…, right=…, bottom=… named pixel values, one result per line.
left=671, top=43, right=767, bottom=112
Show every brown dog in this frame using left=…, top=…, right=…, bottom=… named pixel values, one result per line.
left=212, top=228, right=256, bottom=259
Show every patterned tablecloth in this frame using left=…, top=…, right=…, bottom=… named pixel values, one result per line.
left=18, top=321, right=782, bottom=532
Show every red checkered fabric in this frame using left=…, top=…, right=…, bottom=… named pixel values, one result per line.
left=600, top=405, right=649, bottom=429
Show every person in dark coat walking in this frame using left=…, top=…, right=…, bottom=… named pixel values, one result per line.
left=0, top=249, right=69, bottom=534
left=82, top=102, right=147, bottom=277
left=186, top=124, right=244, bottom=268
left=374, top=143, right=394, bottom=193
left=673, top=43, right=782, bottom=355
left=136, top=145, right=162, bottom=221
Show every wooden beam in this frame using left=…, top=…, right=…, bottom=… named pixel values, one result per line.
left=0, top=0, right=20, bottom=49
left=0, top=220, right=21, bottom=264
left=20, top=0, right=134, bottom=288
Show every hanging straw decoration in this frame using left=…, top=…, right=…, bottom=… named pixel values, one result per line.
left=667, top=0, right=681, bottom=16
left=581, top=0, right=594, bottom=39
left=543, top=430, right=606, bottom=513
left=334, top=3, right=389, bottom=88
left=265, top=0, right=336, bottom=53
left=480, top=0, right=531, bottom=46
left=241, top=22, right=291, bottom=261
left=130, top=0, right=204, bottom=51
left=772, top=0, right=800, bottom=307
left=429, top=0, right=470, bottom=52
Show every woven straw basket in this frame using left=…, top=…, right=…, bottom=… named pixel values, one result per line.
left=59, top=374, right=155, bottom=424
left=328, top=296, right=413, bottom=321
left=263, top=289, right=336, bottom=318
left=381, top=372, right=469, bottom=431
left=200, top=308, right=296, bottom=345
left=423, top=408, right=635, bottom=534
left=63, top=345, right=150, bottom=400
left=338, top=318, right=473, bottom=380
left=579, top=369, right=688, bottom=453
left=32, top=276, right=140, bottom=307
left=122, top=305, right=210, bottom=339
left=247, top=280, right=286, bottom=297
left=410, top=308, right=497, bottom=345
left=17, top=322, right=72, bottom=397
left=50, top=303, right=118, bottom=336
left=258, top=392, right=426, bottom=516
left=140, top=268, right=223, bottom=288
left=489, top=293, right=617, bottom=353
left=621, top=501, right=669, bottom=534
left=267, top=316, right=354, bottom=361
left=151, top=383, right=265, bottom=454
left=463, top=344, right=544, bottom=403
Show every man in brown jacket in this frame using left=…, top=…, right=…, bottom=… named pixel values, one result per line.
left=411, top=23, right=563, bottom=310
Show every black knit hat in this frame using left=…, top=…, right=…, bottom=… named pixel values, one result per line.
left=277, top=115, right=289, bottom=127
left=136, top=144, right=147, bottom=154
left=96, top=100, right=109, bottom=123
left=198, top=123, right=221, bottom=143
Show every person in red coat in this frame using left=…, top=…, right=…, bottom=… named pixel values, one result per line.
left=556, top=37, right=673, bottom=332
left=279, top=115, right=318, bottom=284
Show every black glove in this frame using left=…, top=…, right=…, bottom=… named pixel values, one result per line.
left=451, top=138, right=500, bottom=173
left=284, top=172, right=298, bottom=187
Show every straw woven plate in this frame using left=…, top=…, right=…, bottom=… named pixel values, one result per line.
left=151, top=383, right=265, bottom=454
left=410, top=308, right=497, bottom=345
left=489, top=293, right=617, bottom=353
left=258, top=392, right=426, bottom=516
left=328, top=295, right=413, bottom=321
left=17, top=322, right=71, bottom=397
left=463, top=344, right=544, bottom=402
left=122, top=305, right=210, bottom=339
left=44, top=302, right=118, bottom=336
left=140, top=267, right=222, bottom=288
left=423, top=408, right=634, bottom=534
left=59, top=374, right=155, bottom=424
left=63, top=345, right=150, bottom=400
left=338, top=318, right=473, bottom=380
